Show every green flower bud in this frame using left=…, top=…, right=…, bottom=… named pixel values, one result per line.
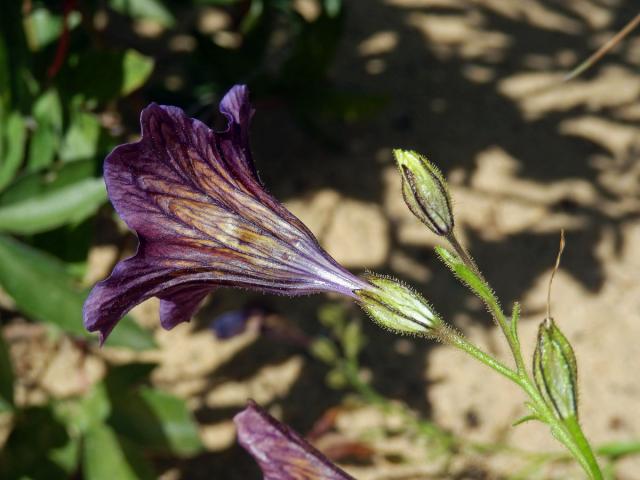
left=356, top=274, right=442, bottom=336
left=533, top=317, right=579, bottom=420
left=393, top=149, right=454, bottom=236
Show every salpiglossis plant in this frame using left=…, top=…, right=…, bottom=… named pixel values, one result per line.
left=390, top=149, right=602, bottom=479
left=84, top=86, right=605, bottom=478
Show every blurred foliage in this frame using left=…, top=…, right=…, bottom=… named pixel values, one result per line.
left=0, top=0, right=373, bottom=477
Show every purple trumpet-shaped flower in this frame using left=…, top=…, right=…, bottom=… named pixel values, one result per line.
left=234, top=400, right=354, bottom=480
left=83, top=85, right=368, bottom=343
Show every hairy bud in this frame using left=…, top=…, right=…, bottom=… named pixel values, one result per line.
left=356, top=274, right=442, bottom=336
left=393, top=149, right=454, bottom=236
left=533, top=317, right=579, bottom=420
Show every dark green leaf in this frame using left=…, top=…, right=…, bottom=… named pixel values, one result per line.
left=105, top=363, right=156, bottom=392
left=0, top=331, right=13, bottom=412
left=0, top=177, right=107, bottom=234
left=32, top=219, right=94, bottom=273
left=63, top=50, right=154, bottom=104
left=0, top=112, right=27, bottom=191
left=0, top=235, right=156, bottom=350
left=295, top=88, right=388, bottom=123
left=108, top=386, right=202, bottom=457
left=83, top=423, right=155, bottom=480
left=49, top=434, right=80, bottom=475
left=121, top=49, right=155, bottom=96
left=59, top=110, right=101, bottom=163
left=323, top=0, right=342, bottom=17
left=0, top=406, right=71, bottom=479
left=27, top=89, right=63, bottom=172
left=0, top=159, right=96, bottom=206
left=55, top=383, right=111, bottom=434
left=25, top=8, right=82, bottom=50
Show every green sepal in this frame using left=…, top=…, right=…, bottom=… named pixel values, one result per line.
left=533, top=318, right=579, bottom=421
left=356, top=273, right=442, bottom=336
left=393, top=149, right=454, bottom=236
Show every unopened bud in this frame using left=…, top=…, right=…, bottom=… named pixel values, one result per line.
left=356, top=274, right=442, bottom=336
left=393, top=149, right=454, bottom=236
left=533, top=317, right=579, bottom=420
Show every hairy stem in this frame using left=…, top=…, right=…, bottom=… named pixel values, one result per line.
left=446, top=231, right=526, bottom=374
left=442, top=231, right=602, bottom=479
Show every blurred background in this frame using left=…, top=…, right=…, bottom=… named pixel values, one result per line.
left=1, top=0, right=640, bottom=478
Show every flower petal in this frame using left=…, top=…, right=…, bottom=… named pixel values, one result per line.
left=84, top=85, right=367, bottom=343
left=83, top=255, right=171, bottom=343
left=234, top=401, right=354, bottom=480
left=159, top=285, right=213, bottom=330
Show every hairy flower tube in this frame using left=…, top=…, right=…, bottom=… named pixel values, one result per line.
left=83, top=85, right=369, bottom=343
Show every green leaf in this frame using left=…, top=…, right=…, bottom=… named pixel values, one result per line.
left=55, top=382, right=111, bottom=434
left=310, top=337, right=338, bottom=364
left=0, top=331, right=14, bottom=412
left=0, top=406, right=71, bottom=479
left=24, top=7, right=64, bottom=49
left=121, top=50, right=154, bottom=96
left=0, top=177, right=107, bottom=234
left=342, top=320, right=362, bottom=361
left=64, top=50, right=154, bottom=103
left=0, top=159, right=96, bottom=206
left=83, top=423, right=155, bottom=480
left=109, top=0, right=175, bottom=27
left=49, top=434, right=81, bottom=475
left=0, top=235, right=156, bottom=350
left=107, top=319, right=158, bottom=352
left=0, top=112, right=27, bottom=191
left=435, top=246, right=500, bottom=310
left=24, top=8, right=81, bottom=50
left=108, top=386, right=202, bottom=457
left=105, top=363, right=156, bottom=392
left=27, top=89, right=63, bottom=172
left=59, top=110, right=102, bottom=163
left=597, top=441, right=640, bottom=460
left=296, top=88, right=387, bottom=123
left=323, top=0, right=342, bottom=17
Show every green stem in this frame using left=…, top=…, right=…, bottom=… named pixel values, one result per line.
left=446, top=231, right=526, bottom=374
left=451, top=331, right=602, bottom=479
left=446, top=328, right=521, bottom=385
left=565, top=416, right=604, bottom=480
left=442, top=232, right=603, bottom=479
